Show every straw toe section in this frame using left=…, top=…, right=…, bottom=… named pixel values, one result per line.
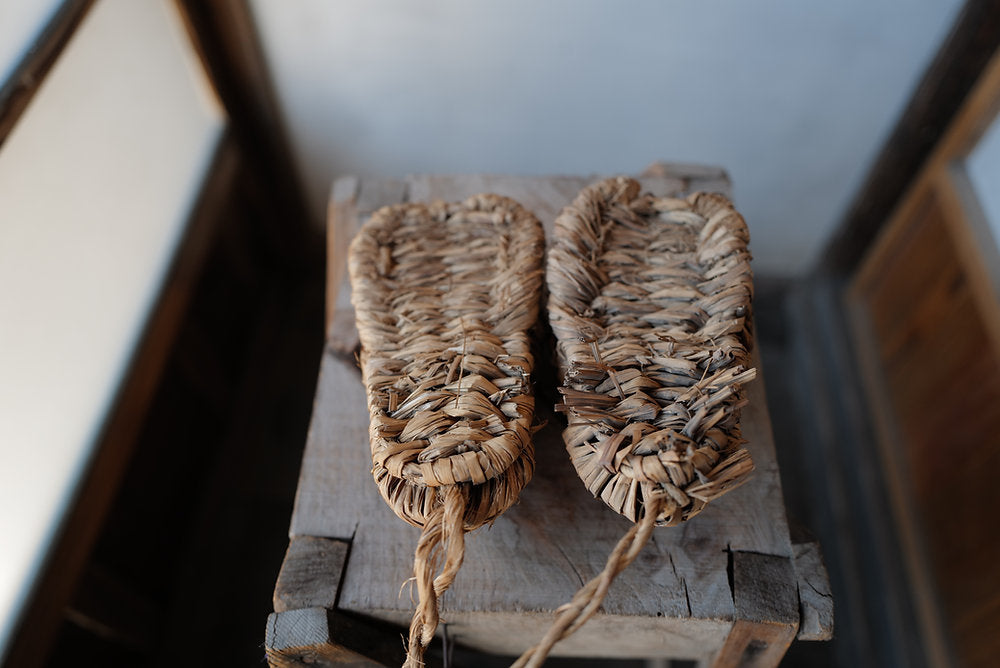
left=547, top=177, right=757, bottom=527
left=350, top=195, right=545, bottom=529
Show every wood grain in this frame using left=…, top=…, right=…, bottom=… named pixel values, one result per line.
left=273, top=537, right=350, bottom=613
left=266, top=608, right=404, bottom=667
left=850, top=183, right=1000, bottom=668
left=285, top=170, right=802, bottom=659
left=709, top=551, right=799, bottom=667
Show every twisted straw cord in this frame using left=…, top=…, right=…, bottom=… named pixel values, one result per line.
left=511, top=494, right=667, bottom=668
left=404, top=485, right=468, bottom=668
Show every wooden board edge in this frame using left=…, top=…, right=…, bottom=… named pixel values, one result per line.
left=709, top=618, right=798, bottom=668
left=933, top=166, right=1000, bottom=361
left=791, top=541, right=834, bottom=641
left=273, top=536, right=350, bottom=613
left=708, top=550, right=798, bottom=667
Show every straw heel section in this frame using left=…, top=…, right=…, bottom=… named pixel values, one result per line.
left=547, top=176, right=757, bottom=527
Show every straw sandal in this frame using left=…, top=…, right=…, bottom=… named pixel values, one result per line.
left=513, top=177, right=757, bottom=667
left=547, top=176, right=756, bottom=525
left=349, top=194, right=545, bottom=667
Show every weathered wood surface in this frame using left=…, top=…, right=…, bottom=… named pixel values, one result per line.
left=793, top=540, right=835, bottom=641
left=280, top=168, right=818, bottom=663
left=273, top=536, right=350, bottom=613
left=266, top=607, right=406, bottom=668
left=709, top=552, right=799, bottom=667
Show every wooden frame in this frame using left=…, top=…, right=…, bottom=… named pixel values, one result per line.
left=846, top=46, right=1000, bottom=668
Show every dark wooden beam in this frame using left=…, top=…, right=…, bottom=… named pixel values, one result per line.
left=0, top=0, right=95, bottom=150
left=173, top=0, right=320, bottom=269
left=819, top=0, right=1000, bottom=276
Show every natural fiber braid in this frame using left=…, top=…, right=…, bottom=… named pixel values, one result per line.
left=405, top=485, right=467, bottom=668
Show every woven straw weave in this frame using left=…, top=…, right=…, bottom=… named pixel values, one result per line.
left=547, top=177, right=756, bottom=527
left=349, top=195, right=544, bottom=530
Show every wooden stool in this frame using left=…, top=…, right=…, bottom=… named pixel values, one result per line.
left=265, top=167, right=833, bottom=667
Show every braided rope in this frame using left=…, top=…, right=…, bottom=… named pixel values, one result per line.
left=349, top=195, right=545, bottom=666
left=404, top=485, right=467, bottom=668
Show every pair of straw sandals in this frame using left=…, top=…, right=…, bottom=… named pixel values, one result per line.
left=348, top=175, right=757, bottom=666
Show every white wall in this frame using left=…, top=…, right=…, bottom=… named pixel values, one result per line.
left=249, top=0, right=963, bottom=275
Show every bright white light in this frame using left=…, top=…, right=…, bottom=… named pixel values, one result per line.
left=0, top=0, right=223, bottom=657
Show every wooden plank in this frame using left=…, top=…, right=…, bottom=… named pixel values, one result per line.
left=935, top=167, right=1000, bottom=361
left=848, top=179, right=1000, bottom=668
left=710, top=552, right=799, bottom=667
left=287, top=170, right=797, bottom=657
left=289, top=353, right=370, bottom=540
left=356, top=178, right=408, bottom=215
left=266, top=608, right=404, bottom=667
left=793, top=541, right=834, bottom=641
left=274, top=537, right=350, bottom=613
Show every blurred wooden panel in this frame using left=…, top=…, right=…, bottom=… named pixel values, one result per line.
left=849, top=183, right=1000, bottom=668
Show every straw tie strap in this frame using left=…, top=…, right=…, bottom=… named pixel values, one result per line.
left=405, top=485, right=467, bottom=668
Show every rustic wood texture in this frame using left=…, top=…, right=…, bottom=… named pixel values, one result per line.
left=850, top=188, right=1000, bottom=668
left=266, top=608, right=405, bottom=668
left=708, top=551, right=799, bottom=667
left=273, top=537, right=350, bottom=613
left=792, top=541, right=834, bottom=641
left=276, top=168, right=810, bottom=663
